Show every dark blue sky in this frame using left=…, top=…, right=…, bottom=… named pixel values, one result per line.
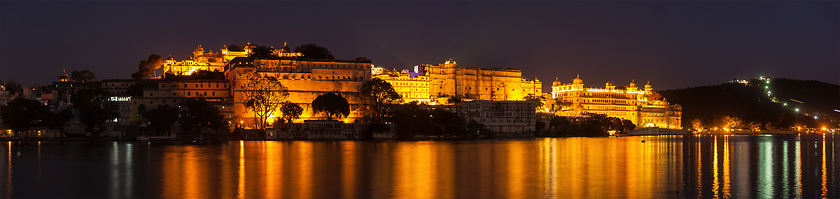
left=1, top=1, right=837, bottom=92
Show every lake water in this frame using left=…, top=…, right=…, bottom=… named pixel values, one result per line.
left=2, top=134, right=838, bottom=198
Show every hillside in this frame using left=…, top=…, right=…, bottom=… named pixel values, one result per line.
left=659, top=78, right=839, bottom=130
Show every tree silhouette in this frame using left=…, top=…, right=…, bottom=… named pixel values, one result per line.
left=71, top=70, right=96, bottom=82
left=70, top=88, right=119, bottom=132
left=147, top=54, right=163, bottom=77
left=294, top=44, right=334, bottom=59
left=523, top=93, right=545, bottom=110
left=447, top=96, right=462, bottom=104
left=180, top=98, right=228, bottom=134
left=3, top=80, right=22, bottom=95
left=240, top=75, right=289, bottom=129
left=359, top=78, right=402, bottom=123
left=312, top=92, right=350, bottom=120
left=131, top=54, right=162, bottom=79
left=279, top=101, right=303, bottom=123
left=0, top=98, right=51, bottom=133
left=248, top=45, right=275, bottom=57
left=140, top=105, right=180, bottom=136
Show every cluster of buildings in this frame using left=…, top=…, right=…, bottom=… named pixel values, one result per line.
left=1, top=41, right=683, bottom=138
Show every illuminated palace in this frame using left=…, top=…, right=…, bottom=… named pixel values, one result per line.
left=373, top=59, right=542, bottom=103
left=164, top=42, right=302, bottom=76
left=226, top=51, right=372, bottom=125
left=551, top=75, right=682, bottom=129
left=371, top=68, right=430, bottom=102
left=151, top=42, right=368, bottom=127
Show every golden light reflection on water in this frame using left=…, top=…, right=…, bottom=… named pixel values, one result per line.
left=696, top=137, right=703, bottom=197
left=723, top=136, right=731, bottom=198
left=295, top=141, right=313, bottom=198
left=796, top=137, right=802, bottom=196
left=6, top=141, right=11, bottom=198
left=822, top=134, right=827, bottom=198
left=237, top=140, right=245, bottom=199
left=340, top=142, right=355, bottom=198
left=393, top=142, right=436, bottom=199
left=264, top=141, right=281, bottom=199
left=506, top=141, right=526, bottom=198
left=91, top=135, right=831, bottom=198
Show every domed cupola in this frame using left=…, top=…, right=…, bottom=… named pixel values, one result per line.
left=572, top=74, right=583, bottom=84
left=628, top=79, right=636, bottom=88
left=58, top=68, right=69, bottom=82
left=552, top=77, right=563, bottom=87
left=645, top=81, right=653, bottom=91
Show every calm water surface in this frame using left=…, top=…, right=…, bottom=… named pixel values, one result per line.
left=2, top=134, right=838, bottom=198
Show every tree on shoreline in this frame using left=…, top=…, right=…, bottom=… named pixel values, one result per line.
left=140, top=105, right=180, bottom=136
left=279, top=101, right=303, bottom=123
left=359, top=78, right=402, bottom=124
left=240, top=75, right=289, bottom=129
left=312, top=92, right=350, bottom=120
left=70, top=88, right=119, bottom=132
left=0, top=98, right=52, bottom=133
left=180, top=98, right=227, bottom=134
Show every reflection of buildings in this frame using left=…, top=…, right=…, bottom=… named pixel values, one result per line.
left=374, top=59, right=542, bottom=103
left=551, top=75, right=682, bottom=129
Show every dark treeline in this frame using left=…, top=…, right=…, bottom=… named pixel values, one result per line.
left=536, top=113, right=635, bottom=137
left=390, top=102, right=493, bottom=139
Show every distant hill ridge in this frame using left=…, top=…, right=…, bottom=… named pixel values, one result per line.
left=658, top=78, right=839, bottom=130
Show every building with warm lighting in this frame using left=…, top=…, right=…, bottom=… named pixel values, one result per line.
left=164, top=42, right=304, bottom=76
left=551, top=75, right=682, bottom=129
left=374, top=59, right=542, bottom=104
left=372, top=68, right=431, bottom=103
left=420, top=59, right=542, bottom=101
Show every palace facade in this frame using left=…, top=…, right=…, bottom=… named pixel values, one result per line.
left=374, top=59, right=542, bottom=103
left=164, top=42, right=303, bottom=76
left=551, top=75, right=682, bottom=129
left=371, top=68, right=430, bottom=103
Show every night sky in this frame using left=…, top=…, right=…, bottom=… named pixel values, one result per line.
left=1, top=1, right=837, bottom=92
